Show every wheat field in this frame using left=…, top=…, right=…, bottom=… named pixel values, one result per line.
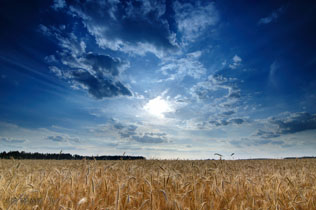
left=0, top=158, right=316, bottom=210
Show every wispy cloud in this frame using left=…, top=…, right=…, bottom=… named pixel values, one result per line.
left=174, top=1, right=219, bottom=42
left=258, top=7, right=285, bottom=25
left=229, top=55, right=242, bottom=69
left=190, top=73, right=240, bottom=102
left=0, top=137, right=26, bottom=144
left=230, top=138, right=284, bottom=148
left=52, top=0, right=66, bottom=10
left=47, top=135, right=80, bottom=143
left=95, top=119, right=170, bottom=144
left=159, top=51, right=206, bottom=81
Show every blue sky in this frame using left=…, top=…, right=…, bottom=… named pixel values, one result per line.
left=1, top=0, right=316, bottom=159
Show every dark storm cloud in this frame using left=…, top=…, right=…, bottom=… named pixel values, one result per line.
left=209, top=118, right=244, bottom=127
left=230, top=118, right=244, bottom=125
left=67, top=0, right=178, bottom=55
left=47, top=135, right=80, bottom=143
left=41, top=25, right=132, bottom=99
left=113, top=123, right=125, bottom=130
left=222, top=111, right=235, bottom=116
left=69, top=53, right=132, bottom=98
left=255, top=112, right=316, bottom=138
left=84, top=53, right=122, bottom=77
left=117, top=124, right=137, bottom=138
left=132, top=134, right=165, bottom=144
left=272, top=112, right=316, bottom=135
left=110, top=120, right=138, bottom=138
left=254, top=129, right=281, bottom=139
left=127, top=129, right=167, bottom=144
left=71, top=70, right=132, bottom=99
left=110, top=120, right=167, bottom=143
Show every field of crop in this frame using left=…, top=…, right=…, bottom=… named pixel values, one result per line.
left=0, top=159, right=316, bottom=210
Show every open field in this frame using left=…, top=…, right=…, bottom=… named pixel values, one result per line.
left=0, top=159, right=316, bottom=210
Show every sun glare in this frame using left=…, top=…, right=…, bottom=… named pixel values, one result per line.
left=144, top=96, right=173, bottom=118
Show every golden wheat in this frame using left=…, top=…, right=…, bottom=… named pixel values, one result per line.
left=0, top=159, right=316, bottom=209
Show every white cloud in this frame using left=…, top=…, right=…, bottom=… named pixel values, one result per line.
left=67, top=0, right=178, bottom=57
left=187, top=51, right=202, bottom=58
left=229, top=55, right=242, bottom=69
left=52, top=0, right=66, bottom=10
left=233, top=55, right=242, bottom=63
left=183, top=70, right=247, bottom=131
left=159, top=52, right=206, bottom=81
left=49, top=66, right=63, bottom=78
left=174, top=1, right=219, bottom=42
left=190, top=74, right=232, bottom=100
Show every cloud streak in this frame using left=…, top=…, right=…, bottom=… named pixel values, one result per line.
left=0, top=137, right=26, bottom=144
left=47, top=135, right=80, bottom=143
left=174, top=1, right=219, bottom=42
left=230, top=138, right=284, bottom=148
left=258, top=7, right=285, bottom=25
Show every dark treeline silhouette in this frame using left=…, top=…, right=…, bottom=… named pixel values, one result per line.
left=0, top=151, right=145, bottom=160
left=284, top=156, right=316, bottom=159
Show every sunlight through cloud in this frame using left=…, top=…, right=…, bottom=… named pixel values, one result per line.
left=144, top=96, right=174, bottom=118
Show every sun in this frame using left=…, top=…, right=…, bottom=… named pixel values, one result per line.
left=144, top=96, right=173, bottom=118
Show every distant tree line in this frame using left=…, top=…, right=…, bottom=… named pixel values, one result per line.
left=284, top=156, right=316, bottom=159
left=0, top=151, right=145, bottom=160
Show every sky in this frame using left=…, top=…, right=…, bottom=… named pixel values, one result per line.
left=1, top=0, right=316, bottom=159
